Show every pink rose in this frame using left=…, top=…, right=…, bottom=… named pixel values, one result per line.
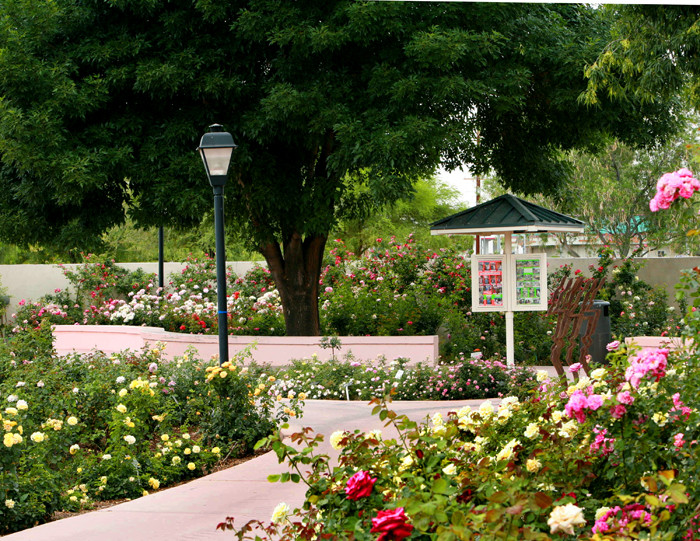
left=610, top=404, right=627, bottom=419
left=564, top=390, right=589, bottom=423
left=371, top=507, right=414, bottom=541
left=569, top=363, right=582, bottom=373
left=606, top=340, right=620, bottom=352
left=345, top=470, right=377, bottom=500
left=674, top=433, right=685, bottom=449
left=587, top=394, right=604, bottom=411
left=616, top=391, right=634, bottom=405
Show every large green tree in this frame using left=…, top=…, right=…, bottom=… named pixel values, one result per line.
left=0, top=1, right=680, bottom=334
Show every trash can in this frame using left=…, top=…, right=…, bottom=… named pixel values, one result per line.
left=579, top=300, right=611, bottom=365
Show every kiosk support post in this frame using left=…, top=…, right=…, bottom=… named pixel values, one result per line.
left=504, top=232, right=515, bottom=367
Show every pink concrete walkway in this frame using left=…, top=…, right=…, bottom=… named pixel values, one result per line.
left=4, top=399, right=496, bottom=541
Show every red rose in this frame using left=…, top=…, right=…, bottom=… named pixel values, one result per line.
left=345, top=470, right=376, bottom=500
left=370, top=507, right=413, bottom=541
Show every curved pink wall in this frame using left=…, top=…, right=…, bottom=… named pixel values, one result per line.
left=52, top=325, right=439, bottom=366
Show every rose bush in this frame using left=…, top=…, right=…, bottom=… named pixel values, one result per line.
left=8, top=237, right=562, bottom=364
left=220, top=341, right=699, bottom=540
left=0, top=345, right=303, bottom=535
left=255, top=354, right=539, bottom=402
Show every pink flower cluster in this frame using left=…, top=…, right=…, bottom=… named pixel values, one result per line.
left=592, top=503, right=653, bottom=534
left=671, top=392, right=693, bottom=421
left=589, top=426, right=615, bottom=456
left=565, top=388, right=604, bottom=423
left=625, top=348, right=668, bottom=389
left=649, top=168, right=700, bottom=212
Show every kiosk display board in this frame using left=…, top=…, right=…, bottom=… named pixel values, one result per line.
left=512, top=254, right=547, bottom=311
left=472, top=256, right=506, bottom=312
left=471, top=253, right=547, bottom=312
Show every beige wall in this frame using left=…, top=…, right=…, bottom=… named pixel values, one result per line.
left=552, top=256, right=700, bottom=307
left=1, top=256, right=698, bottom=320
left=0, top=261, right=260, bottom=318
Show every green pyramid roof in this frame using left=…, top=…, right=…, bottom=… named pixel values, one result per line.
left=430, top=194, right=585, bottom=235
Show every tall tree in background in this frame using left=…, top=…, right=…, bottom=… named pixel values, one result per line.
left=548, top=135, right=700, bottom=258
left=0, top=1, right=681, bottom=334
left=333, top=176, right=467, bottom=256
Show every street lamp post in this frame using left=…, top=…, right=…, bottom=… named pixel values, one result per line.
left=197, top=124, right=237, bottom=365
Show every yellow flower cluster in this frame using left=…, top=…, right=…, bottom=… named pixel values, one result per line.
left=2, top=410, right=23, bottom=447
left=205, top=361, right=237, bottom=382
left=43, top=418, right=64, bottom=431
left=66, top=484, right=90, bottom=505
left=3, top=432, right=23, bottom=447
left=129, top=378, right=155, bottom=396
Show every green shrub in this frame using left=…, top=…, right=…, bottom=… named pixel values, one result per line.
left=0, top=346, right=301, bottom=534
left=222, top=345, right=700, bottom=540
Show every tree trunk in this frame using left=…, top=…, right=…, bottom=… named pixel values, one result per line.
left=260, top=232, right=327, bottom=336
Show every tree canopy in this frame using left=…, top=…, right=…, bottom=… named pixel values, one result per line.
left=583, top=5, right=700, bottom=109
left=0, top=1, right=682, bottom=333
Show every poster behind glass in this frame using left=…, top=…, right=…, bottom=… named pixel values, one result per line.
left=512, top=254, right=546, bottom=311
left=477, top=258, right=504, bottom=309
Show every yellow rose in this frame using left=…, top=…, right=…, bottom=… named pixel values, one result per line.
left=30, top=432, right=45, bottom=443
left=66, top=416, right=78, bottom=426
left=161, top=434, right=169, bottom=442
left=119, top=389, right=128, bottom=397
left=148, top=478, right=160, bottom=490
left=212, top=447, right=220, bottom=454
left=116, top=404, right=127, bottom=413
left=184, top=448, right=191, bottom=455
left=187, top=462, right=196, bottom=471
left=3, top=433, right=14, bottom=448
left=526, top=458, right=542, bottom=473
left=70, top=444, right=80, bottom=455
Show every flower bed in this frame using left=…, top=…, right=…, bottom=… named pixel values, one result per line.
left=220, top=343, right=700, bottom=540
left=0, top=343, right=302, bottom=535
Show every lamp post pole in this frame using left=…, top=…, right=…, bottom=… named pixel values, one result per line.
left=213, top=183, right=227, bottom=365
left=198, top=124, right=237, bottom=366
left=158, top=226, right=164, bottom=289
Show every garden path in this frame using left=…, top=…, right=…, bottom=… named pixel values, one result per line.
left=3, top=397, right=513, bottom=541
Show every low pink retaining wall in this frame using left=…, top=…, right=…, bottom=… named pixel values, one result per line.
left=625, top=336, right=694, bottom=352
left=52, top=325, right=439, bottom=366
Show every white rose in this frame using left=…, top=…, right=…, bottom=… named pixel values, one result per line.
left=271, top=502, right=291, bottom=523
left=329, top=431, right=345, bottom=450
left=548, top=503, right=586, bottom=535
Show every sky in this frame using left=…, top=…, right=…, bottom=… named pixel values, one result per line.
left=436, top=165, right=478, bottom=208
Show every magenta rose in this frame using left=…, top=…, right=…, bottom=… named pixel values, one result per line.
left=370, top=507, right=414, bottom=541
left=345, top=470, right=377, bottom=500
